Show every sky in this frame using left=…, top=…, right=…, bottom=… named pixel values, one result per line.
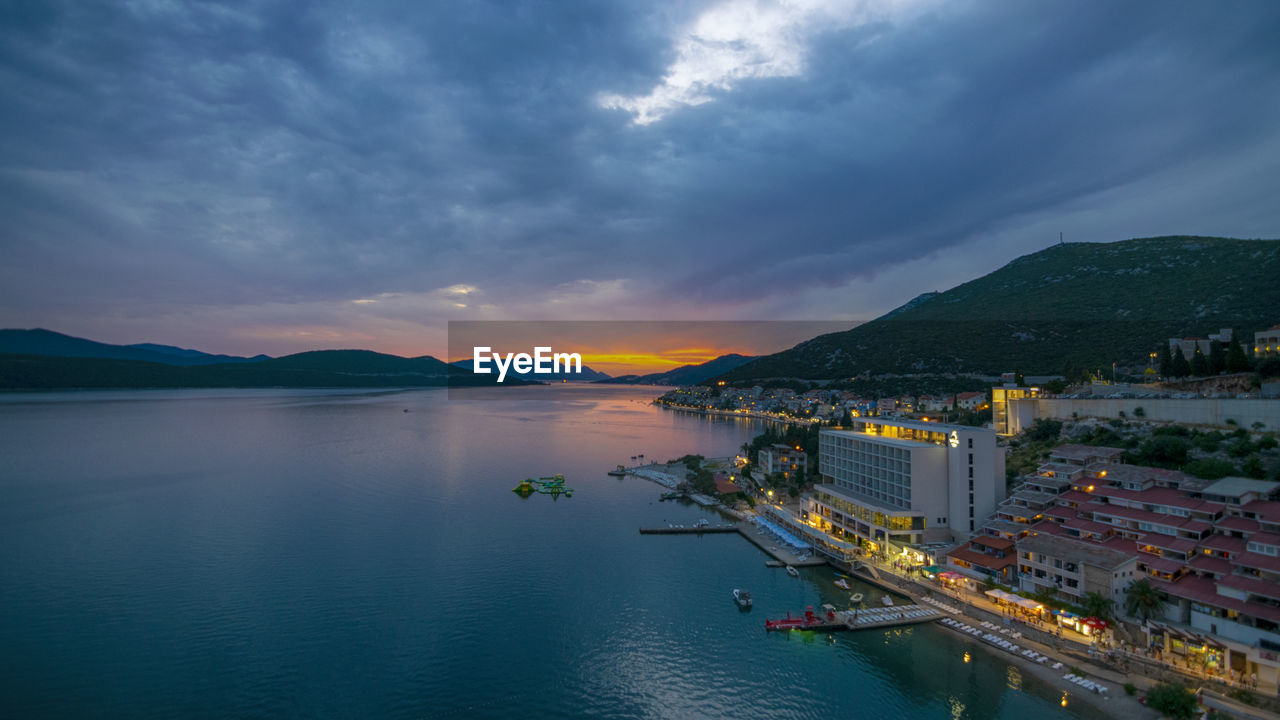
left=2, top=0, right=1279, bottom=362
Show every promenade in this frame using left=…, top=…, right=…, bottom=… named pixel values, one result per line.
left=854, top=552, right=1280, bottom=719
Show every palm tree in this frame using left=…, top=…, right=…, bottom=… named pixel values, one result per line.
left=1124, top=579, right=1165, bottom=622
left=1082, top=591, right=1114, bottom=621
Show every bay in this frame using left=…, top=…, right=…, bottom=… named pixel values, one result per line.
left=0, top=385, right=1088, bottom=719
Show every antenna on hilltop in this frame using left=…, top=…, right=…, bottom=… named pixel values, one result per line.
left=1059, top=232, right=1064, bottom=245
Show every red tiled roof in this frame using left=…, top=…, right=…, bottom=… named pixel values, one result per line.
left=1242, top=500, right=1280, bottom=524
left=1047, top=506, right=1078, bottom=520
left=1188, top=554, right=1234, bottom=576
left=1234, top=551, right=1280, bottom=574
left=1156, top=577, right=1280, bottom=624
left=1141, top=534, right=1198, bottom=553
left=1057, top=490, right=1094, bottom=504
left=1090, top=503, right=1205, bottom=531
left=1063, top=518, right=1113, bottom=536
left=1030, top=520, right=1066, bottom=536
left=972, top=535, right=1015, bottom=551
left=1248, top=532, right=1280, bottom=547
left=1216, top=574, right=1280, bottom=601
left=1215, top=516, right=1261, bottom=533
left=1199, top=534, right=1249, bottom=554
left=948, top=545, right=1015, bottom=570
left=1143, top=557, right=1187, bottom=574
left=714, top=478, right=740, bottom=494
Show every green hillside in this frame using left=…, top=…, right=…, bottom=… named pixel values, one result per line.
left=720, top=236, right=1280, bottom=380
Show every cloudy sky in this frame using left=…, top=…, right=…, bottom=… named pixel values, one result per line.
left=2, top=0, right=1279, bottom=359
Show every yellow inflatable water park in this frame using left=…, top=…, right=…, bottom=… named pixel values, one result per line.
left=513, top=474, right=574, bottom=499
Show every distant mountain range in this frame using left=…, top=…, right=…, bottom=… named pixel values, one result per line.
left=716, top=236, right=1280, bottom=381
left=0, top=328, right=270, bottom=365
left=599, top=353, right=757, bottom=386
left=0, top=330, right=520, bottom=389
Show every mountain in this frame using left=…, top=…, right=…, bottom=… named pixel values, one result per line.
left=448, top=359, right=611, bottom=382
left=0, top=329, right=268, bottom=366
left=0, top=348, right=517, bottom=389
left=128, top=342, right=271, bottom=363
left=717, top=236, right=1280, bottom=381
left=598, top=353, right=758, bottom=385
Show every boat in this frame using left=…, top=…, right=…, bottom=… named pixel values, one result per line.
left=881, top=595, right=894, bottom=606
left=834, top=578, right=850, bottom=590
left=608, top=465, right=626, bottom=476
left=733, top=589, right=752, bottom=609
left=786, top=565, right=799, bottom=578
left=849, top=593, right=864, bottom=605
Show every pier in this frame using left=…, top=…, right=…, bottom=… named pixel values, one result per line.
left=640, top=520, right=828, bottom=568
left=639, top=525, right=737, bottom=534
left=765, top=604, right=943, bottom=632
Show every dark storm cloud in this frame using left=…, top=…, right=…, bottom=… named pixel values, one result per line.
left=1, top=0, right=1278, bottom=353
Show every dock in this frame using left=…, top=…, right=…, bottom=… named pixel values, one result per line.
left=639, top=525, right=738, bottom=534
left=640, top=520, right=828, bottom=568
left=765, top=604, right=943, bottom=632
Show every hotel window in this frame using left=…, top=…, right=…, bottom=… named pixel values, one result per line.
left=968, top=467, right=973, bottom=478
left=968, top=453, right=973, bottom=465
left=968, top=438, right=973, bottom=448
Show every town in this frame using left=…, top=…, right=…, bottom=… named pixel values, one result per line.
left=641, top=324, right=1280, bottom=719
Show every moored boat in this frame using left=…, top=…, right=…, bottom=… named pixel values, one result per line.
left=849, top=592, right=864, bottom=605
left=786, top=565, right=799, bottom=578
left=881, top=595, right=894, bottom=606
left=733, top=589, right=752, bottom=609
left=834, top=578, right=850, bottom=590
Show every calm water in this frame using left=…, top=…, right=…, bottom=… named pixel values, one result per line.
left=0, top=386, right=1087, bottom=719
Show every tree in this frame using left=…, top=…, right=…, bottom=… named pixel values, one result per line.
left=1242, top=456, right=1266, bottom=479
left=1190, top=346, right=1210, bottom=376
left=1144, top=683, right=1199, bottom=720
left=1044, top=379, right=1067, bottom=394
left=1082, top=591, right=1114, bottom=621
left=1226, top=334, right=1252, bottom=373
left=1159, top=343, right=1172, bottom=378
left=1170, top=346, right=1191, bottom=378
left=1014, top=370, right=1026, bottom=387
left=1026, top=419, right=1063, bottom=443
left=1123, top=579, right=1165, bottom=622
left=1209, top=341, right=1226, bottom=375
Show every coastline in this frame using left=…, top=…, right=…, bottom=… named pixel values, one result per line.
left=617, top=459, right=1210, bottom=720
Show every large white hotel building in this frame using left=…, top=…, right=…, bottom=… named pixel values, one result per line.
left=805, top=417, right=1005, bottom=554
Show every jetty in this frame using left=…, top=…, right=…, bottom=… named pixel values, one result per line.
left=765, top=604, right=943, bottom=632
left=639, top=525, right=738, bottom=535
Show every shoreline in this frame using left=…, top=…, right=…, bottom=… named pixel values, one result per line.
left=620, top=459, right=1173, bottom=719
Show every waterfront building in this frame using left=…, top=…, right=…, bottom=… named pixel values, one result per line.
left=946, top=535, right=1017, bottom=584
left=1256, top=324, right=1280, bottom=359
left=992, top=384, right=1039, bottom=436
left=985, top=447, right=1280, bottom=687
left=758, top=443, right=808, bottom=481
left=1015, top=533, right=1138, bottom=605
left=1169, top=328, right=1233, bottom=360
left=804, top=418, right=1005, bottom=557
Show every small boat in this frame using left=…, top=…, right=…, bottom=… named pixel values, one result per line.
left=786, top=566, right=799, bottom=578
left=881, top=595, right=894, bottom=607
left=733, top=589, right=752, bottom=609
left=849, top=593, right=864, bottom=605
left=834, top=579, right=850, bottom=590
